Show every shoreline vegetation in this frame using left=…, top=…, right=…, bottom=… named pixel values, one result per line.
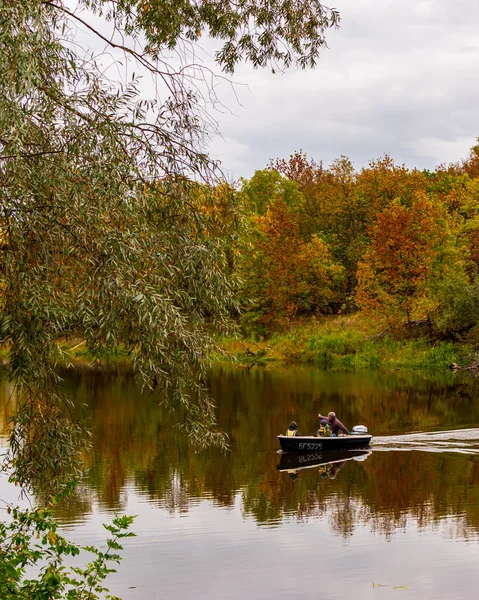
left=1, top=314, right=475, bottom=373
left=217, top=315, right=472, bottom=371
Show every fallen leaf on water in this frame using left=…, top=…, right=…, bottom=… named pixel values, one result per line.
left=372, top=583, right=388, bottom=587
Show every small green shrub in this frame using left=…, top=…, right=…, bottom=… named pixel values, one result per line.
left=0, top=501, right=135, bottom=599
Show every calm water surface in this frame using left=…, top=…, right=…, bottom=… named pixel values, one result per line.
left=1, top=365, right=479, bottom=600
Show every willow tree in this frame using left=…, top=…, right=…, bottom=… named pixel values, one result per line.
left=0, top=0, right=340, bottom=459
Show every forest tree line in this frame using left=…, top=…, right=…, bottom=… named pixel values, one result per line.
left=207, top=139, right=479, bottom=340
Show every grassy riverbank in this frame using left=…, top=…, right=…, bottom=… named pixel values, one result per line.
left=0, top=339, right=133, bottom=369
left=0, top=315, right=475, bottom=372
left=217, top=315, right=473, bottom=371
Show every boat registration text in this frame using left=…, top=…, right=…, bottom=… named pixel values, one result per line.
left=298, top=442, right=322, bottom=451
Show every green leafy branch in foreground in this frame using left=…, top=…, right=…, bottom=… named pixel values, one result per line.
left=0, top=500, right=135, bottom=600
left=0, top=0, right=341, bottom=453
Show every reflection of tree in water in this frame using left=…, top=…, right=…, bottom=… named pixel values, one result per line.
left=295, top=496, right=365, bottom=538
left=278, top=450, right=479, bottom=539
left=317, top=460, right=347, bottom=479
left=160, top=474, right=191, bottom=514
left=95, top=367, right=479, bottom=539
left=3, top=368, right=479, bottom=540
left=5, top=388, right=88, bottom=503
left=46, top=482, right=94, bottom=526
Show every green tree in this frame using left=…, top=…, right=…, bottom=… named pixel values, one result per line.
left=241, top=169, right=306, bottom=216
left=0, top=0, right=340, bottom=449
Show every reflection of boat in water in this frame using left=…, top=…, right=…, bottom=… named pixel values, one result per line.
left=277, top=433, right=372, bottom=453
left=277, top=449, right=371, bottom=473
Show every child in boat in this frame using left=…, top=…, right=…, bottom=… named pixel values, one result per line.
left=286, top=421, right=299, bottom=437
left=317, top=419, right=332, bottom=437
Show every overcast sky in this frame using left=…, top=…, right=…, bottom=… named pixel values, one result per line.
left=74, top=0, right=479, bottom=181
left=203, top=0, right=479, bottom=180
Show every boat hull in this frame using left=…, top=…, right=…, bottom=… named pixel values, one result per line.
left=277, top=434, right=372, bottom=453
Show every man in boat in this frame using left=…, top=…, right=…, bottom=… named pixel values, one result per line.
left=317, top=411, right=350, bottom=436
left=286, top=421, right=299, bottom=436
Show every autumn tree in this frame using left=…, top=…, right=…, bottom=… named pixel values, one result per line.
left=240, top=198, right=344, bottom=331
left=355, top=193, right=463, bottom=332
left=460, top=139, right=479, bottom=180
left=355, top=156, right=427, bottom=211
left=270, top=153, right=365, bottom=296
left=269, top=151, right=325, bottom=233
left=307, top=155, right=430, bottom=298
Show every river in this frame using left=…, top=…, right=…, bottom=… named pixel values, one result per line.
left=1, top=365, right=479, bottom=599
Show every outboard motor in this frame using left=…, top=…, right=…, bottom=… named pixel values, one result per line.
left=351, top=425, right=368, bottom=435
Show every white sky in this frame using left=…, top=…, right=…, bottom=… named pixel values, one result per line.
left=72, top=0, right=479, bottom=181
left=205, top=0, right=479, bottom=179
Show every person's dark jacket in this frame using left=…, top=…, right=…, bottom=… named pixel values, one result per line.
left=318, top=414, right=350, bottom=435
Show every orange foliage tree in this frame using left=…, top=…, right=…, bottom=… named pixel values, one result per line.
left=251, top=199, right=344, bottom=330
left=356, top=193, right=457, bottom=331
left=271, top=153, right=363, bottom=294
left=460, top=139, right=479, bottom=179
left=355, top=155, right=428, bottom=214
left=270, top=153, right=431, bottom=299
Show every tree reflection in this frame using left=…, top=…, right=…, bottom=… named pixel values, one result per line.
left=1, top=385, right=88, bottom=503
left=2, top=365, right=479, bottom=539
